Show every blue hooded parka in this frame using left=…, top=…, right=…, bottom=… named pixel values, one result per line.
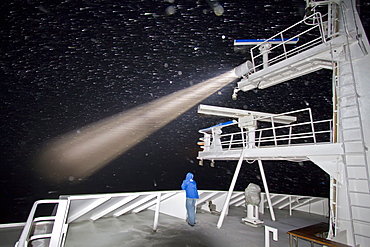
left=181, top=172, right=199, bottom=199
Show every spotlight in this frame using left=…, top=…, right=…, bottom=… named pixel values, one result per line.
left=234, top=60, right=253, bottom=77
left=210, top=160, right=215, bottom=167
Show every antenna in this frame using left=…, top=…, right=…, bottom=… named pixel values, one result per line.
left=198, top=104, right=297, bottom=125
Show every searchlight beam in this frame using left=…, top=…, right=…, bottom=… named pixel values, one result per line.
left=36, top=70, right=238, bottom=182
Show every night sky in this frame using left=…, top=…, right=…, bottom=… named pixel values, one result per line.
left=1, top=0, right=369, bottom=224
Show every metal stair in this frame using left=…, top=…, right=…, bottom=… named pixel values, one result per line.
left=336, top=45, right=370, bottom=246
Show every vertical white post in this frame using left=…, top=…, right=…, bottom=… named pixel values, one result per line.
left=259, top=43, right=271, bottom=69
left=260, top=193, right=265, bottom=215
left=204, top=133, right=211, bottom=152
left=265, top=226, right=278, bottom=247
left=247, top=127, right=256, bottom=148
left=153, top=193, right=161, bottom=232
left=258, top=160, right=276, bottom=221
left=263, top=52, right=269, bottom=69
left=217, top=149, right=246, bottom=228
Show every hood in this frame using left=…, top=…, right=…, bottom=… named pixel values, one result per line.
left=185, top=172, right=194, bottom=181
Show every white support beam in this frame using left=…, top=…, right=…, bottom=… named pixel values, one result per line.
left=217, top=149, right=246, bottom=228
left=113, top=195, right=157, bottom=217
left=133, top=192, right=175, bottom=214
left=229, top=194, right=245, bottom=206
left=291, top=198, right=315, bottom=210
left=153, top=193, right=161, bottom=232
left=277, top=196, right=297, bottom=210
left=258, top=160, right=276, bottom=221
left=49, top=199, right=69, bottom=247
left=271, top=195, right=289, bottom=207
left=68, top=197, right=111, bottom=223
left=235, top=200, right=246, bottom=207
left=196, top=192, right=219, bottom=205
left=90, top=195, right=139, bottom=221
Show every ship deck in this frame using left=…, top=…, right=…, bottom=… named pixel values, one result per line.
left=1, top=205, right=329, bottom=247
left=62, top=206, right=327, bottom=247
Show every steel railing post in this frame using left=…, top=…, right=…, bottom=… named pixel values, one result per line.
left=153, top=193, right=161, bottom=232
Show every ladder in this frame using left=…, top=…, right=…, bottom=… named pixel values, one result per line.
left=16, top=200, right=69, bottom=247
left=336, top=31, right=370, bottom=246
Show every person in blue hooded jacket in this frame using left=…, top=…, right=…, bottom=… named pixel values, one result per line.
left=181, top=172, right=199, bottom=226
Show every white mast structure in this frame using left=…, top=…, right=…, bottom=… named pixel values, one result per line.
left=197, top=0, right=370, bottom=246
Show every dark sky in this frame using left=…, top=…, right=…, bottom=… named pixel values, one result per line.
left=0, top=0, right=369, bottom=223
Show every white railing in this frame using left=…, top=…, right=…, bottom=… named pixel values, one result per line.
left=259, top=192, right=328, bottom=217
left=199, top=108, right=333, bottom=152
left=249, top=11, right=332, bottom=73
left=15, top=199, right=69, bottom=247
left=15, top=190, right=328, bottom=247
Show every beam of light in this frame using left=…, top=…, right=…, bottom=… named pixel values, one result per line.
left=36, top=70, right=238, bottom=182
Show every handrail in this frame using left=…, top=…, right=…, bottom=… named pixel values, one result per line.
left=16, top=199, right=68, bottom=247
left=249, top=12, right=328, bottom=73
left=198, top=108, right=333, bottom=151
left=14, top=189, right=328, bottom=246
left=16, top=200, right=60, bottom=247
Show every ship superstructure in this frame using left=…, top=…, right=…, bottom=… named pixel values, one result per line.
left=198, top=0, right=370, bottom=246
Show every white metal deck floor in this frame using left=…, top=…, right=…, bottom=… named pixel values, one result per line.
left=64, top=206, right=328, bottom=247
